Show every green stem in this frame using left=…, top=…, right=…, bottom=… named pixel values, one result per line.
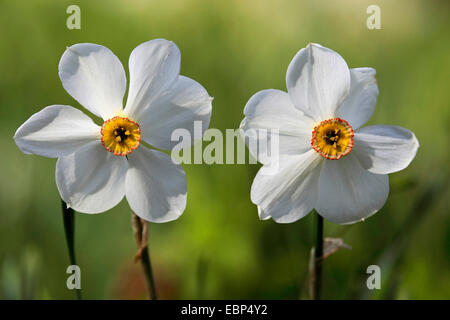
left=61, top=200, right=82, bottom=300
left=141, top=245, right=157, bottom=300
left=313, top=213, right=324, bottom=300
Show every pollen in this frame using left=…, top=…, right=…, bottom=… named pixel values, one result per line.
left=311, top=118, right=354, bottom=160
left=101, top=117, right=141, bottom=156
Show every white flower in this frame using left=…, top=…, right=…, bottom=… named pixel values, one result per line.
left=14, top=39, right=212, bottom=222
left=241, top=43, right=419, bottom=224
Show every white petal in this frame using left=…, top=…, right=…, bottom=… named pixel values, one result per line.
left=286, top=43, right=350, bottom=121
left=240, top=89, right=315, bottom=163
left=59, top=43, right=126, bottom=120
left=56, top=141, right=128, bottom=213
left=353, top=125, right=419, bottom=174
left=14, top=105, right=100, bottom=158
left=125, top=146, right=187, bottom=223
left=251, top=150, right=323, bottom=223
left=336, top=68, right=379, bottom=129
left=315, top=154, right=389, bottom=224
left=124, top=39, right=181, bottom=120
left=257, top=206, right=271, bottom=220
left=138, top=75, right=212, bottom=150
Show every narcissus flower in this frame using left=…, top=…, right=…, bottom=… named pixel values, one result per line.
left=241, top=43, right=418, bottom=224
left=15, top=39, right=212, bottom=222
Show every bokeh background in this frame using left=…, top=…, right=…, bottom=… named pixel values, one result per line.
left=0, top=0, right=448, bottom=299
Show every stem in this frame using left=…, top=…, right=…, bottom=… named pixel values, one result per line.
left=141, top=243, right=157, bottom=300
left=61, top=200, right=82, bottom=300
left=313, top=213, right=324, bottom=300
left=133, top=215, right=157, bottom=300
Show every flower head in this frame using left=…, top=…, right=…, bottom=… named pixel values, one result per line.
left=241, top=43, right=419, bottom=224
left=14, top=39, right=212, bottom=222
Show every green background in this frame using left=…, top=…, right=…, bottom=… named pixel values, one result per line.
left=0, top=0, right=448, bottom=299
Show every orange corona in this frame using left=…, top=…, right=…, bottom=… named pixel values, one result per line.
left=311, top=118, right=354, bottom=160
left=101, top=116, right=141, bottom=156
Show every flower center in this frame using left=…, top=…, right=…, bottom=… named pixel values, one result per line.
left=101, top=116, right=141, bottom=156
left=311, top=118, right=354, bottom=160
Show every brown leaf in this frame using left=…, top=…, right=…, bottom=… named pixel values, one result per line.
left=131, top=213, right=149, bottom=263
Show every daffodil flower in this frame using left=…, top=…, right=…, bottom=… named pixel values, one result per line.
left=15, top=39, right=212, bottom=222
left=241, top=43, right=419, bottom=224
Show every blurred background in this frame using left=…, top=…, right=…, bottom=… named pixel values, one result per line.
left=0, top=0, right=448, bottom=299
